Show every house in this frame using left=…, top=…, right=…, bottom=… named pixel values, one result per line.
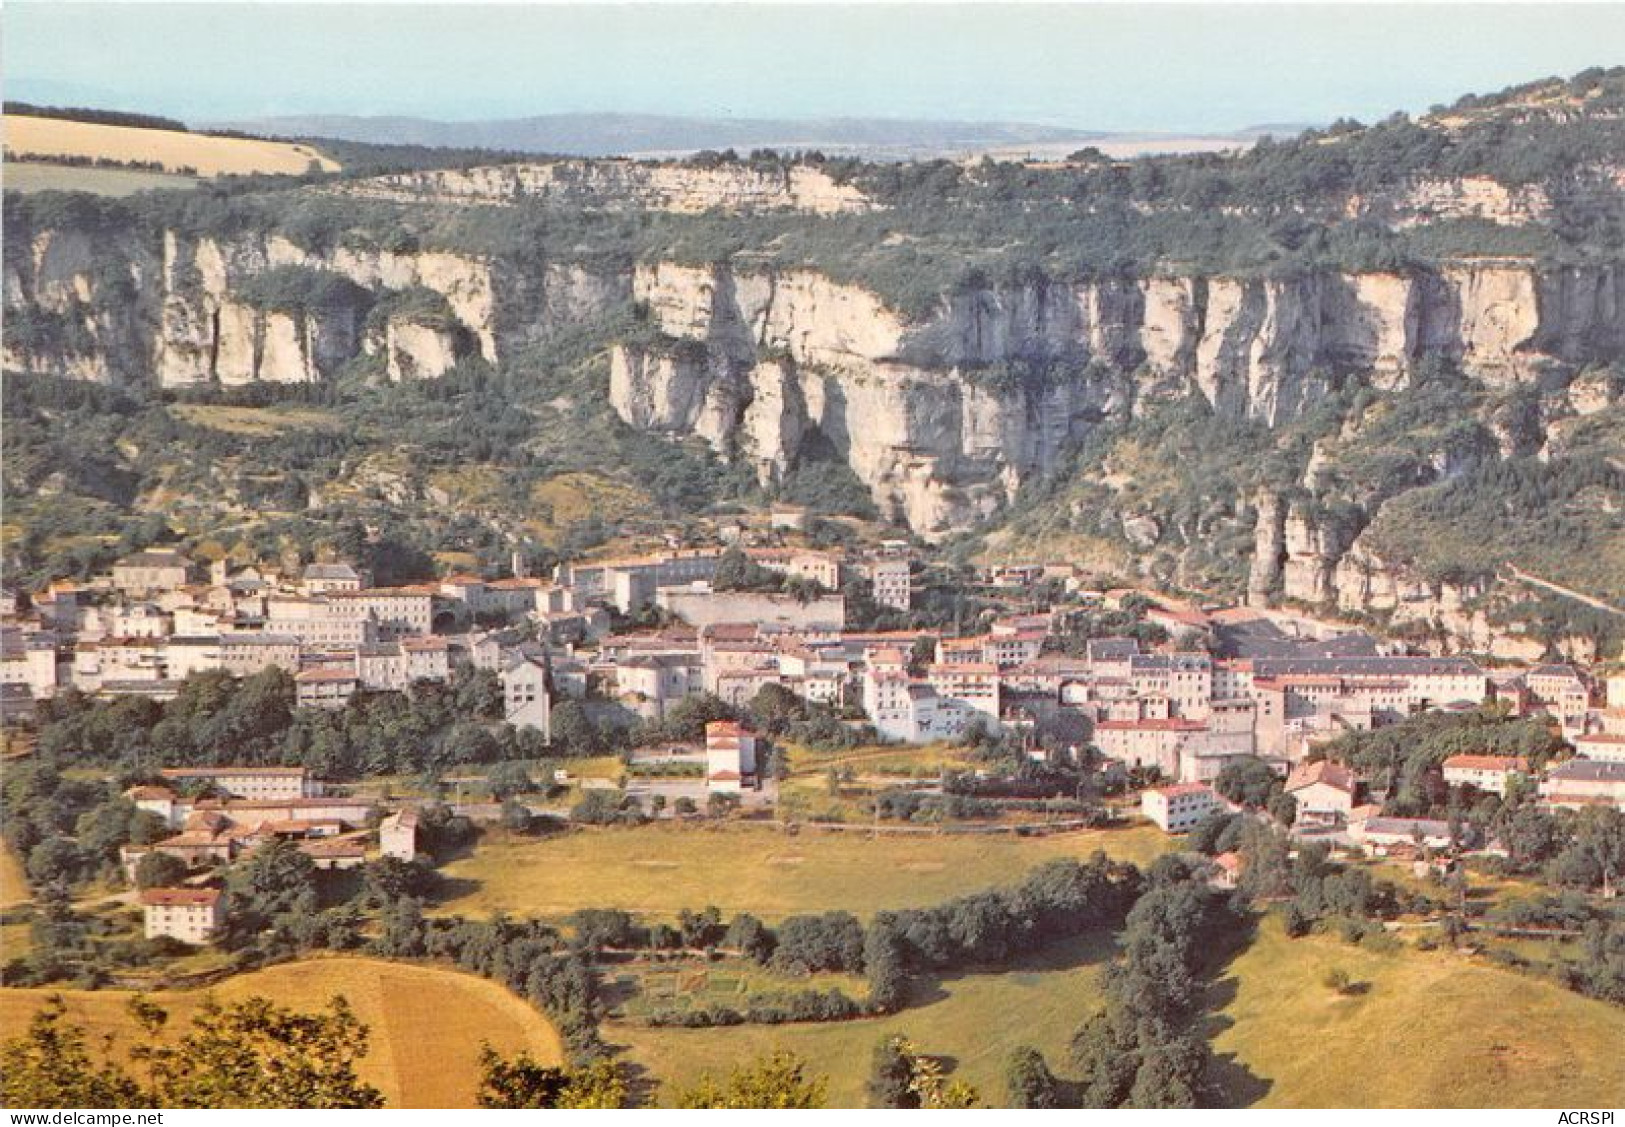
left=325, top=587, right=435, bottom=641
left=769, top=503, right=808, bottom=532
left=1350, top=816, right=1453, bottom=852
left=705, top=720, right=758, bottom=793
left=113, top=551, right=193, bottom=595
left=1441, top=754, right=1527, bottom=795
left=218, top=633, right=301, bottom=677
left=1085, top=637, right=1140, bottom=679
left=125, top=784, right=181, bottom=827
left=1526, top=664, right=1591, bottom=725
left=140, top=887, right=226, bottom=944
left=866, top=557, right=912, bottom=612
left=295, top=665, right=359, bottom=709
left=299, top=838, right=367, bottom=870
left=1093, top=718, right=1204, bottom=777
left=1284, top=761, right=1358, bottom=824
left=926, top=662, right=1000, bottom=723
left=379, top=809, right=418, bottom=861
left=502, top=653, right=552, bottom=738
left=158, top=766, right=315, bottom=802
left=1141, top=783, right=1220, bottom=832
left=1572, top=732, right=1625, bottom=764
left=302, top=563, right=365, bottom=595
left=1541, top=759, right=1625, bottom=811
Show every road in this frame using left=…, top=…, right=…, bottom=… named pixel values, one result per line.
left=1502, top=566, right=1625, bottom=618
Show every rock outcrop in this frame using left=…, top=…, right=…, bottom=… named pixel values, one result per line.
left=333, top=159, right=874, bottom=215
left=607, top=257, right=1625, bottom=537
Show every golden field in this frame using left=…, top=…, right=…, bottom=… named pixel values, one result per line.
left=4, top=115, right=338, bottom=177
left=0, top=957, right=563, bottom=1108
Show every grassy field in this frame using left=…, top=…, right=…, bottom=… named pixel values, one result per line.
left=5, top=115, right=338, bottom=176
left=605, top=959, right=868, bottom=1022
left=0, top=843, right=29, bottom=910
left=434, top=822, right=1170, bottom=923
left=3, top=160, right=199, bottom=195
left=169, top=403, right=342, bottom=437
left=610, top=930, right=1116, bottom=1107
left=1208, top=917, right=1625, bottom=1108
left=0, top=957, right=562, bottom=1108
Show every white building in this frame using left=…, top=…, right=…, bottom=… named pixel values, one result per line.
left=1141, top=783, right=1220, bottom=833
left=141, top=887, right=225, bottom=944
left=1441, top=754, right=1526, bottom=795
left=158, top=766, right=316, bottom=801
left=502, top=654, right=552, bottom=739
left=705, top=721, right=758, bottom=793
left=866, top=558, right=912, bottom=612
left=1572, top=732, right=1625, bottom=764
left=379, top=809, right=418, bottom=860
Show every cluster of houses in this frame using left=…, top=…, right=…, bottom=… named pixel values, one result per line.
left=0, top=540, right=913, bottom=738
left=126, top=763, right=420, bottom=945
left=10, top=545, right=1625, bottom=915
left=1139, top=670, right=1625, bottom=844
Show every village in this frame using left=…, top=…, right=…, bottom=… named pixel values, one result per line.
left=3, top=507, right=1624, bottom=951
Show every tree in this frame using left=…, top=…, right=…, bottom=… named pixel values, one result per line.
left=868, top=1034, right=919, bottom=1108
left=661, top=693, right=738, bottom=743
left=747, top=683, right=807, bottom=736
left=2, top=993, right=383, bottom=1109
left=226, top=838, right=318, bottom=944
left=475, top=1046, right=626, bottom=1109
left=26, top=836, right=86, bottom=888
left=724, top=912, right=775, bottom=962
left=500, top=797, right=533, bottom=833
left=707, top=791, right=741, bottom=819
left=711, top=547, right=781, bottom=593
left=1, top=996, right=141, bottom=1108
left=908, top=1051, right=981, bottom=1108
left=360, top=856, right=436, bottom=906
left=549, top=701, right=601, bottom=755
left=1005, top=1045, right=1063, bottom=1108
left=675, top=1050, right=827, bottom=1109
left=485, top=762, right=534, bottom=799
left=1214, top=757, right=1280, bottom=809
left=866, top=1034, right=979, bottom=1109
left=141, top=994, right=383, bottom=1108
left=134, top=851, right=188, bottom=890
left=1549, top=807, right=1625, bottom=895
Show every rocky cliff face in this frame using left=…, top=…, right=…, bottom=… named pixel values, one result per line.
left=2, top=226, right=630, bottom=388
left=333, top=159, right=874, bottom=215
left=607, top=258, right=1625, bottom=537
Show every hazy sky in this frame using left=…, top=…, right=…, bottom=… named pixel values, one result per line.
left=6, top=3, right=1624, bottom=132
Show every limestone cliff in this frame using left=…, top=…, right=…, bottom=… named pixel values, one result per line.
left=2, top=225, right=630, bottom=389
left=607, top=257, right=1625, bottom=538
left=332, top=159, right=874, bottom=215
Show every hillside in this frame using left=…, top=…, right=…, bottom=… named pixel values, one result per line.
left=3, top=67, right=1624, bottom=656
left=0, top=957, right=564, bottom=1108
left=1209, top=919, right=1625, bottom=1108
left=3, top=113, right=339, bottom=177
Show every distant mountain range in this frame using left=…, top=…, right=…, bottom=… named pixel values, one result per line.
left=204, top=111, right=1296, bottom=160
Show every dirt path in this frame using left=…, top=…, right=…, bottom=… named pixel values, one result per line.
left=1503, top=566, right=1625, bottom=618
